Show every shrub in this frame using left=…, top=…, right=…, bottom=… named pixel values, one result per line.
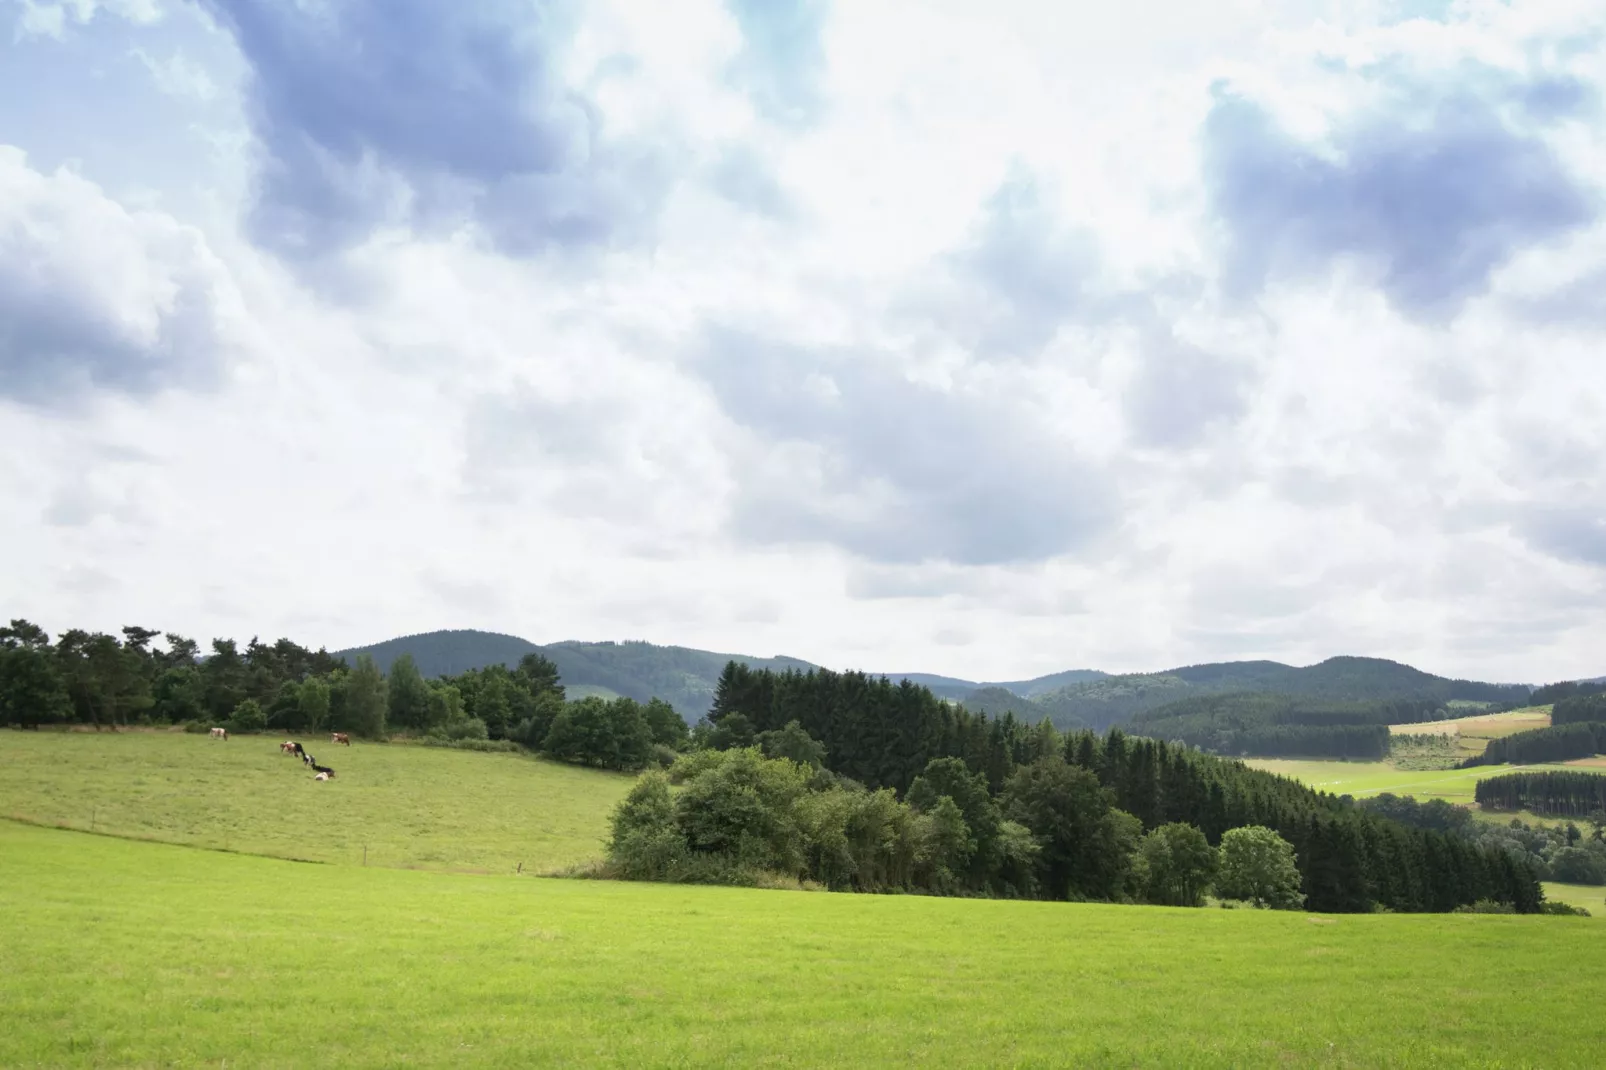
left=1539, top=901, right=1591, bottom=916
left=227, top=699, right=267, bottom=734
left=445, top=717, right=489, bottom=741
left=1453, top=899, right=1516, bottom=915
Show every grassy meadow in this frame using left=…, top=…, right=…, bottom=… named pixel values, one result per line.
left=3, top=820, right=1604, bottom=1069
left=1241, top=757, right=1580, bottom=804
left=0, top=729, right=634, bottom=872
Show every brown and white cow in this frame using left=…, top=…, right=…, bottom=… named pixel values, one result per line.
left=331, top=732, right=350, bottom=746
left=210, top=727, right=228, bottom=741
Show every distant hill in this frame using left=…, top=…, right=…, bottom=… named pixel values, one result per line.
left=337, top=630, right=543, bottom=678
left=336, top=630, right=1108, bottom=721
left=1031, top=656, right=1531, bottom=730
left=335, top=630, right=818, bottom=720
left=335, top=631, right=1528, bottom=731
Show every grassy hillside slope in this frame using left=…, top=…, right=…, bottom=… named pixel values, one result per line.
left=3, top=822, right=1601, bottom=1068
left=0, top=730, right=632, bottom=872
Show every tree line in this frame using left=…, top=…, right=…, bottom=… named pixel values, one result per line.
left=1122, top=692, right=1449, bottom=760
left=1531, top=680, right=1606, bottom=707
left=1360, top=792, right=1606, bottom=886
left=1551, top=693, right=1606, bottom=726
left=702, top=664, right=1543, bottom=913
left=0, top=619, right=685, bottom=773
left=608, top=745, right=1308, bottom=909
left=1475, top=771, right=1606, bottom=817
left=1463, top=721, right=1606, bottom=767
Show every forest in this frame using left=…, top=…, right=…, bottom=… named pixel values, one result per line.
left=1122, top=692, right=1451, bottom=760
left=1464, top=721, right=1606, bottom=766
left=1475, top=771, right=1606, bottom=817
left=1360, top=792, right=1606, bottom=885
left=1029, top=658, right=1530, bottom=731
left=696, top=663, right=1542, bottom=913
left=1550, top=692, right=1606, bottom=726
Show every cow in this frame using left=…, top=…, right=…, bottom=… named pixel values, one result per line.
left=210, top=727, right=228, bottom=741
left=279, top=740, right=297, bottom=755
left=314, top=771, right=331, bottom=782
left=331, top=732, right=351, bottom=746
left=302, top=752, right=316, bottom=767
left=311, top=763, right=334, bottom=777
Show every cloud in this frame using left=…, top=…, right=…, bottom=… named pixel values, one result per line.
left=11, top=0, right=161, bottom=40
left=724, top=0, right=829, bottom=128
left=1202, top=66, right=1596, bottom=320
left=707, top=143, right=794, bottom=218
left=1518, top=506, right=1606, bottom=568
left=700, top=326, right=1117, bottom=566
left=0, top=148, right=232, bottom=406
left=1124, top=330, right=1249, bottom=448
left=907, top=168, right=1113, bottom=360
left=129, top=46, right=216, bottom=101
left=197, top=0, right=668, bottom=259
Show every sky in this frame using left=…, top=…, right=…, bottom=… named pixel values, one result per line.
left=2, top=0, right=1604, bottom=684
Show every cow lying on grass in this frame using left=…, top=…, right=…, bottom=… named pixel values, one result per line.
left=311, top=762, right=334, bottom=778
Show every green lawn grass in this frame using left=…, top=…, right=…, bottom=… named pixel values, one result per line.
left=3, top=821, right=1603, bottom=1069
left=0, top=729, right=634, bottom=872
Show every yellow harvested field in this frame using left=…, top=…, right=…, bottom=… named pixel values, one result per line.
left=1387, top=707, right=1551, bottom=737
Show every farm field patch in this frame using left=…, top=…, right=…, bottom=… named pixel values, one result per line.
left=0, top=729, right=633, bottom=872
left=3, top=821, right=1603, bottom=1068
left=1388, top=706, right=1553, bottom=761
left=1243, top=757, right=1578, bottom=802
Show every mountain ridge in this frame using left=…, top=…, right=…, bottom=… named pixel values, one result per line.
left=334, top=628, right=1544, bottom=726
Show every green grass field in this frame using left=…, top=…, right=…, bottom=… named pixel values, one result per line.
left=0, top=730, right=634, bottom=872
left=3, top=821, right=1603, bottom=1069
left=1242, top=757, right=1580, bottom=803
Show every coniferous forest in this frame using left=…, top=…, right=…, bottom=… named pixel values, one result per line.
left=1475, top=771, right=1606, bottom=817
left=1465, top=721, right=1606, bottom=766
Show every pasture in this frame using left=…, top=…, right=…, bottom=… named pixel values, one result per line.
left=3, top=822, right=1604, bottom=1068
left=1242, top=757, right=1579, bottom=804
left=0, top=729, right=634, bottom=872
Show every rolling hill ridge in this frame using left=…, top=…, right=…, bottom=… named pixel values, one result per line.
left=335, top=630, right=1538, bottom=727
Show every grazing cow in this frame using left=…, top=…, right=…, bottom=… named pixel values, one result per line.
left=331, top=732, right=350, bottom=746
left=314, top=771, right=331, bottom=782
left=279, top=740, right=296, bottom=754
left=210, top=727, right=228, bottom=741
left=291, top=741, right=305, bottom=758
